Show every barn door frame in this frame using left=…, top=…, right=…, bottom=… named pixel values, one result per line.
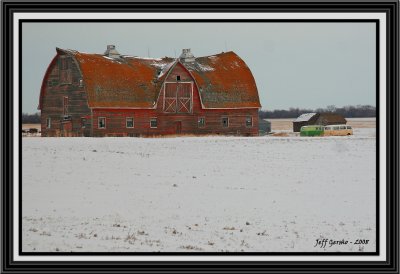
left=162, top=81, right=193, bottom=114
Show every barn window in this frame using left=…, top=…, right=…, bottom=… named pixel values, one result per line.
left=222, top=117, right=229, bottom=128
left=246, top=116, right=253, bottom=127
left=126, top=117, right=134, bottom=128
left=150, top=118, right=157, bottom=128
left=198, top=117, right=205, bottom=128
left=46, top=118, right=51, bottom=129
left=79, top=79, right=84, bottom=87
left=176, top=75, right=181, bottom=81
left=98, top=117, right=106, bottom=129
left=81, top=118, right=86, bottom=128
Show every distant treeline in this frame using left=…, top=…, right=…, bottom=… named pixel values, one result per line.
left=22, top=112, right=41, bottom=124
left=259, top=105, right=376, bottom=119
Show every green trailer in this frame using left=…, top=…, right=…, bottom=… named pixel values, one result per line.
left=300, top=125, right=324, bottom=136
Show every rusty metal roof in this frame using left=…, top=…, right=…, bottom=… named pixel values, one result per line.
left=317, top=113, right=347, bottom=123
left=41, top=48, right=261, bottom=109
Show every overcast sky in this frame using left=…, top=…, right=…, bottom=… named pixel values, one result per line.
left=22, top=22, right=376, bottom=113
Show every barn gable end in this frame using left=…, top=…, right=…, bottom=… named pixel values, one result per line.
left=39, top=50, right=92, bottom=136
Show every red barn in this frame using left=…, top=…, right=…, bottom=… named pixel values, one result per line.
left=39, top=46, right=261, bottom=137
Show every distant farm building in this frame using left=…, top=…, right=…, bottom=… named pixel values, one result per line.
left=293, top=113, right=347, bottom=132
left=38, top=46, right=261, bottom=137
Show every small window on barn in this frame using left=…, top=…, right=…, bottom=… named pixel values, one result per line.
left=81, top=118, right=86, bottom=128
left=222, top=117, right=229, bottom=128
left=150, top=118, right=157, bottom=128
left=198, top=117, right=205, bottom=128
left=98, top=117, right=106, bottom=129
left=176, top=75, right=181, bottom=81
left=246, top=116, right=253, bottom=127
left=79, top=79, right=84, bottom=87
left=46, top=118, right=51, bottom=129
left=126, top=117, right=134, bottom=128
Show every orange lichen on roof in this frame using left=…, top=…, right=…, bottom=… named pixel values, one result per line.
left=45, top=49, right=261, bottom=109
left=187, top=51, right=261, bottom=109
left=71, top=51, right=174, bottom=108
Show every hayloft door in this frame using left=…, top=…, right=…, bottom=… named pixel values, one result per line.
left=164, top=82, right=192, bottom=113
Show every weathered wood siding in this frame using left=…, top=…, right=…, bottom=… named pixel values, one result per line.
left=40, top=54, right=91, bottom=137
left=91, top=63, right=259, bottom=137
left=91, top=108, right=258, bottom=137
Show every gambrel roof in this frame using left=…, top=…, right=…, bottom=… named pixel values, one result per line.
left=39, top=48, right=261, bottom=109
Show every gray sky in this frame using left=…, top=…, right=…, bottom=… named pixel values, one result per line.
left=22, top=22, right=376, bottom=113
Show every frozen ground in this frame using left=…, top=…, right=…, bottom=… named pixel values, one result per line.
left=22, top=129, right=376, bottom=252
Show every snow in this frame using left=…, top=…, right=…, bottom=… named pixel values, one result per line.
left=63, top=49, right=78, bottom=55
left=196, top=63, right=215, bottom=72
left=151, top=63, right=167, bottom=68
left=120, top=56, right=175, bottom=78
left=294, top=113, right=317, bottom=122
left=130, top=56, right=163, bottom=61
left=157, top=61, right=175, bottom=78
left=22, top=130, right=376, bottom=252
left=102, top=56, right=123, bottom=63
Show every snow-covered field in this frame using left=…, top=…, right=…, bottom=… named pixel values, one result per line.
left=22, top=128, right=376, bottom=253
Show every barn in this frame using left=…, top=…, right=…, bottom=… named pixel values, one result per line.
left=292, top=112, right=347, bottom=132
left=38, top=46, right=261, bottom=137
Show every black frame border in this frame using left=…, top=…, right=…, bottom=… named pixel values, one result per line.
left=2, top=1, right=399, bottom=273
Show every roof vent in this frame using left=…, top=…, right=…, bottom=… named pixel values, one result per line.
left=179, top=48, right=195, bottom=63
left=104, top=45, right=120, bottom=58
